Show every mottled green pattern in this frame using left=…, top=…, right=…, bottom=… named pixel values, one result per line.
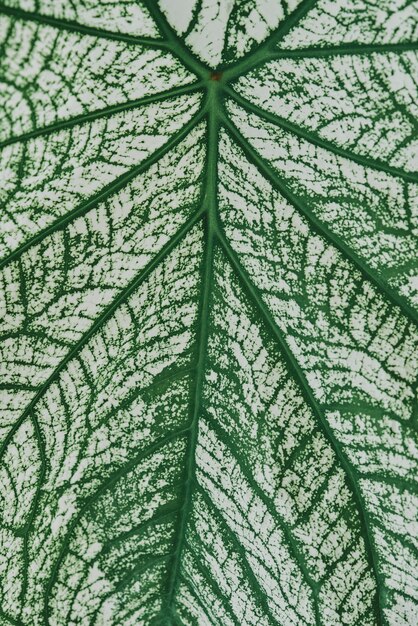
left=0, top=1, right=417, bottom=625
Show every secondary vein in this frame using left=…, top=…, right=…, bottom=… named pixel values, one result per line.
left=217, top=229, right=385, bottom=626
left=0, top=3, right=169, bottom=47
left=0, top=107, right=205, bottom=270
left=225, top=86, right=418, bottom=183
left=220, top=112, right=418, bottom=330
left=0, top=207, right=205, bottom=460
left=0, top=81, right=203, bottom=150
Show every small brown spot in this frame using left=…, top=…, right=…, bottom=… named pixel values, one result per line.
left=210, top=71, right=222, bottom=81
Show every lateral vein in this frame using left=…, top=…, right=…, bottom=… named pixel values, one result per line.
left=0, top=107, right=205, bottom=270
left=217, top=228, right=384, bottom=626
left=220, top=112, right=418, bottom=330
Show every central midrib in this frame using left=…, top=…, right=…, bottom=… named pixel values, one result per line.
left=155, top=67, right=385, bottom=624
left=161, top=77, right=221, bottom=624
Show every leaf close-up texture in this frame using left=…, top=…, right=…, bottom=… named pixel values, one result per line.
left=0, top=1, right=417, bottom=625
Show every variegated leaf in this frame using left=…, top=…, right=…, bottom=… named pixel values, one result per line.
left=0, top=1, right=417, bottom=625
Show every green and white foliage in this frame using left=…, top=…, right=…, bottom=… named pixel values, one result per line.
left=0, top=0, right=417, bottom=624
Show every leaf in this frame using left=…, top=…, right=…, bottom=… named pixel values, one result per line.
left=0, top=1, right=417, bottom=625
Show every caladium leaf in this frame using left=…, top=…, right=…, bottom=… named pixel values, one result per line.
left=0, top=1, right=417, bottom=625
